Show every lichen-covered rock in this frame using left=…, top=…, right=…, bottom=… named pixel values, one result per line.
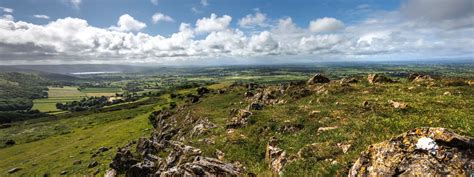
left=190, top=118, right=217, bottom=137
left=349, top=127, right=474, bottom=177
left=367, top=73, right=394, bottom=84
left=226, top=109, right=252, bottom=129
left=307, top=73, right=330, bottom=84
left=265, top=137, right=288, bottom=175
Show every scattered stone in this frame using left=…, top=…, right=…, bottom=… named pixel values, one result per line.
left=336, top=143, right=351, bottom=153
left=247, top=102, right=264, bottom=110
left=265, top=137, right=287, bottom=175
left=105, top=169, right=117, bottom=177
left=388, top=100, right=408, bottom=109
left=279, top=124, right=304, bottom=134
left=443, top=91, right=452, bottom=96
left=367, top=73, right=394, bottom=84
left=307, top=73, right=330, bottom=84
left=362, top=101, right=369, bottom=107
left=98, top=146, right=109, bottom=153
left=409, top=73, right=434, bottom=82
left=309, top=110, right=321, bottom=117
left=244, top=91, right=254, bottom=97
left=216, top=149, right=225, bottom=160
left=190, top=118, right=217, bottom=137
left=73, top=160, right=82, bottom=165
left=317, top=126, right=339, bottom=133
left=88, top=161, right=99, bottom=168
left=60, top=171, right=68, bottom=175
left=349, top=127, right=474, bottom=176
left=8, top=167, right=21, bottom=174
left=226, top=109, right=252, bottom=129
left=340, top=77, right=358, bottom=84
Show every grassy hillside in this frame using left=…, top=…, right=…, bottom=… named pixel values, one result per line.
left=0, top=97, right=171, bottom=175
left=136, top=76, right=473, bottom=176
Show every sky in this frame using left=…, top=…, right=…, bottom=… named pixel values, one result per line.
left=0, top=0, right=472, bottom=65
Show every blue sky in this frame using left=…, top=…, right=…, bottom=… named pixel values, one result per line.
left=0, top=0, right=472, bottom=65
left=1, top=0, right=401, bottom=36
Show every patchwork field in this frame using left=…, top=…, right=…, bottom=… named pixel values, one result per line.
left=33, top=87, right=123, bottom=113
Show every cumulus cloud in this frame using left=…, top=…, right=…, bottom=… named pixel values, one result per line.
left=152, top=13, right=174, bottom=23
left=195, top=14, right=232, bottom=33
left=0, top=0, right=472, bottom=64
left=0, top=7, right=13, bottom=13
left=309, top=17, right=344, bottom=33
left=109, top=14, right=147, bottom=32
left=238, top=12, right=267, bottom=28
left=1, top=14, right=13, bottom=21
left=150, top=0, right=158, bottom=5
left=401, top=0, right=474, bottom=30
left=34, top=15, right=50, bottom=20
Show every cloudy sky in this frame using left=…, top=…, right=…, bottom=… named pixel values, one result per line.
left=0, top=0, right=472, bottom=65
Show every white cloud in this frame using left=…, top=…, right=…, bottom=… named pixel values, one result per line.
left=1, top=14, right=14, bottom=21
left=309, top=17, right=344, bottom=33
left=0, top=7, right=13, bottom=13
left=238, top=12, right=267, bottom=28
left=201, top=0, right=209, bottom=6
left=70, top=0, right=81, bottom=9
left=34, top=15, right=50, bottom=20
left=195, top=14, right=232, bottom=33
left=152, top=13, right=174, bottom=23
left=0, top=0, right=472, bottom=64
left=150, top=0, right=159, bottom=5
left=110, top=14, right=147, bottom=32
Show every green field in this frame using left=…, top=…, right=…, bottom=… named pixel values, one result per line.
left=32, top=87, right=85, bottom=113
left=33, top=87, right=123, bottom=113
left=0, top=96, right=170, bottom=175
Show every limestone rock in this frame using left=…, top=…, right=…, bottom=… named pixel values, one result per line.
left=226, top=109, right=252, bottom=129
left=367, top=74, right=394, bottom=84
left=8, top=167, right=21, bottom=174
left=247, top=102, right=264, bottom=110
left=389, top=100, right=408, bottom=109
left=349, top=127, right=474, bottom=177
left=265, top=137, right=288, bottom=175
left=307, top=73, right=330, bottom=85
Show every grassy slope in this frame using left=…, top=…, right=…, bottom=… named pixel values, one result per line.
left=0, top=98, right=170, bottom=175
left=174, top=79, right=473, bottom=176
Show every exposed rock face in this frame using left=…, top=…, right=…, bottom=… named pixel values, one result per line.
left=226, top=109, right=252, bottom=129
left=307, top=73, right=330, bottom=84
left=190, top=118, right=217, bottom=137
left=389, top=100, right=408, bottom=109
left=349, top=127, right=474, bottom=177
left=412, top=75, right=434, bottom=83
left=340, top=77, right=358, bottom=84
left=265, top=137, right=288, bottom=175
left=367, top=74, right=394, bottom=84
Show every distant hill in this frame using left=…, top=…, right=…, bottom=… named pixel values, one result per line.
left=0, top=65, right=155, bottom=75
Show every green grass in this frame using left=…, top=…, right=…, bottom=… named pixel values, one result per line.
left=80, top=87, right=122, bottom=93
left=0, top=97, right=170, bottom=175
left=162, top=79, right=473, bottom=176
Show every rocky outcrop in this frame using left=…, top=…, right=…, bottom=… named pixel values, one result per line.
left=226, top=109, right=252, bottom=129
left=349, top=127, right=474, bottom=176
left=367, top=74, right=394, bottom=84
left=340, top=77, right=358, bottom=84
left=190, top=118, right=217, bottom=137
left=307, top=73, right=330, bottom=85
left=265, top=137, right=288, bottom=175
